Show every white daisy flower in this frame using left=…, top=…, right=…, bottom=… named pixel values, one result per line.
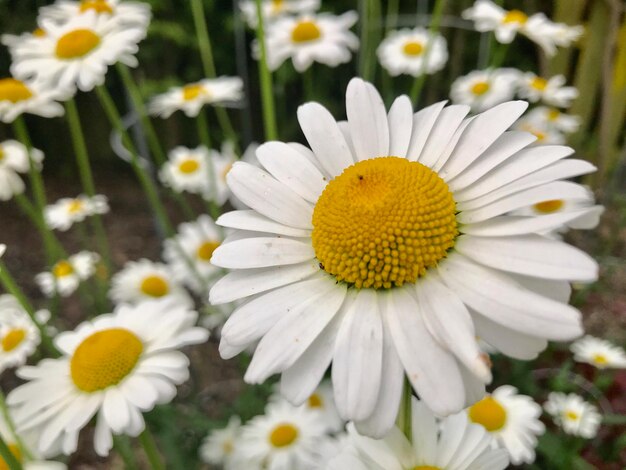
left=210, top=78, right=599, bottom=437
left=159, top=146, right=213, bottom=197
left=0, top=295, right=41, bottom=373
left=543, top=22, right=584, bottom=49
left=35, top=251, right=100, bottom=297
left=467, top=385, right=545, bottom=465
left=7, top=298, right=209, bottom=456
left=1, top=27, right=47, bottom=53
left=328, top=397, right=509, bottom=470
left=39, top=0, right=151, bottom=30
left=570, top=335, right=626, bottom=369
left=524, top=106, right=581, bottom=134
left=0, top=139, right=44, bottom=201
left=544, top=392, right=602, bottom=438
left=0, top=77, right=66, bottom=123
left=240, top=0, right=321, bottom=28
left=11, top=11, right=146, bottom=93
left=163, top=215, right=223, bottom=294
left=450, top=68, right=520, bottom=112
left=44, top=194, right=109, bottom=231
left=262, top=12, right=359, bottom=72
left=377, top=28, right=448, bottom=77
left=199, top=416, right=244, bottom=470
left=109, top=258, right=192, bottom=307
left=148, top=77, right=244, bottom=119
left=210, top=142, right=241, bottom=206
left=237, top=399, right=327, bottom=469
left=514, top=115, right=566, bottom=145
left=518, top=73, right=578, bottom=108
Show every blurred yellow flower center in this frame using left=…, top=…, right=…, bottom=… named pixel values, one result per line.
left=183, top=84, right=205, bottom=101
left=140, top=275, right=169, bottom=297
left=197, top=241, right=220, bottom=261
left=403, top=41, right=424, bottom=56
left=271, top=0, right=284, bottom=13
left=222, top=440, right=234, bottom=454
left=2, top=328, right=26, bottom=352
left=269, top=423, right=299, bottom=447
left=531, top=77, right=548, bottom=91
left=533, top=199, right=564, bottom=214
left=33, top=28, right=46, bottom=37
left=0, top=147, right=4, bottom=161
left=308, top=393, right=323, bottom=408
left=0, top=78, right=33, bottom=103
left=592, top=353, right=608, bottom=365
left=0, top=444, right=22, bottom=470
left=413, top=467, right=441, bottom=470
left=68, top=199, right=84, bottom=213
left=55, top=29, right=101, bottom=59
left=503, top=10, right=528, bottom=24
left=292, top=21, right=321, bottom=43
left=312, top=157, right=457, bottom=289
left=53, top=260, right=74, bottom=278
left=471, top=81, right=490, bottom=95
left=179, top=159, right=200, bottom=174
left=532, top=130, right=546, bottom=141
left=547, top=109, right=561, bottom=121
left=468, top=396, right=507, bottom=431
left=70, top=328, right=143, bottom=392
left=564, top=410, right=579, bottom=421
left=221, top=162, right=233, bottom=181
left=79, top=0, right=114, bottom=14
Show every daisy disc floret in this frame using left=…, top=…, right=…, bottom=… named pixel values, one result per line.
left=0, top=78, right=66, bottom=123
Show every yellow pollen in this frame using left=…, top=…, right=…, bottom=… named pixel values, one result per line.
left=403, top=41, right=424, bottom=56
left=0, top=444, right=22, bottom=470
left=271, top=0, right=285, bottom=13
left=79, top=0, right=114, bottom=14
left=502, top=10, right=528, bottom=24
left=70, top=328, right=143, bottom=392
left=308, top=393, right=323, bottom=408
left=33, top=28, right=46, bottom=37
left=0, top=78, right=33, bottom=103
left=197, top=241, right=220, bottom=261
left=413, top=467, right=441, bottom=470
left=2, top=329, right=26, bottom=352
left=140, top=275, right=169, bottom=297
left=471, top=81, right=490, bottom=96
left=222, top=440, right=234, bottom=454
left=468, top=396, right=507, bottom=432
left=53, top=260, right=74, bottom=278
left=55, top=29, right=101, bottom=59
left=68, top=199, right=84, bottom=213
left=592, top=353, right=608, bottom=365
left=269, top=423, right=299, bottom=448
left=178, top=159, right=200, bottom=174
left=182, top=84, right=205, bottom=101
left=547, top=108, right=560, bottom=121
left=564, top=410, right=579, bottom=421
left=312, top=157, right=457, bottom=289
left=291, top=21, right=321, bottom=43
left=530, top=77, right=548, bottom=91
left=533, top=199, right=564, bottom=214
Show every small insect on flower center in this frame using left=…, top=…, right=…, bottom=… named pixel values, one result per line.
left=140, top=275, right=169, bottom=297
left=530, top=77, right=548, bottom=91
left=403, top=41, right=424, bottom=56
left=269, top=423, right=299, bottom=448
left=55, top=29, right=101, bottom=59
left=592, top=353, right=608, bottom=365
left=307, top=393, right=323, bottom=408
left=70, top=328, right=143, bottom=392
left=0, top=78, right=33, bottom=103
left=0, top=444, right=22, bottom=470
left=291, top=20, right=322, bottom=43
left=182, top=84, right=206, bottom=101
left=53, top=260, right=74, bottom=278
left=564, top=410, right=579, bottom=421
left=468, top=396, right=507, bottom=431
left=533, top=199, right=564, bottom=214
left=1, top=328, right=26, bottom=352
left=471, top=81, right=490, bottom=96
left=502, top=9, right=528, bottom=24
left=312, top=157, right=457, bottom=289
left=178, top=159, right=200, bottom=174
left=80, top=0, right=114, bottom=14
left=197, top=241, right=220, bottom=261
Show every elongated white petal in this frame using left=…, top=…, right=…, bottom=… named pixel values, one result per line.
left=347, top=78, right=390, bottom=161
left=406, top=101, right=446, bottom=161
left=211, top=237, right=315, bottom=269
left=216, top=210, right=312, bottom=237
left=472, top=313, right=547, bottom=360
left=387, top=95, right=414, bottom=157
left=419, top=105, right=471, bottom=168
left=432, top=117, right=474, bottom=172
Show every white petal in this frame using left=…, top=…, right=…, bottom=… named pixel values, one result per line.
left=472, top=312, right=547, bottom=360
left=418, top=105, right=471, bottom=168
left=432, top=117, right=474, bottom=172
left=412, top=399, right=439, bottom=463
left=217, top=210, right=312, bottom=237
left=210, top=237, right=315, bottom=269
left=387, top=95, right=414, bottom=157
left=102, top=388, right=130, bottom=433
left=406, top=101, right=446, bottom=161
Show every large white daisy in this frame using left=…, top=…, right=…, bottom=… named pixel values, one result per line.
left=44, top=194, right=109, bottom=231
left=35, top=251, right=100, bottom=297
left=39, top=0, right=151, bottom=30
left=377, top=28, right=448, bottom=77
left=0, top=295, right=41, bottom=373
left=210, top=78, right=599, bottom=437
left=240, top=0, right=320, bottom=28
left=570, top=335, right=626, bottom=369
left=543, top=392, right=602, bottom=438
left=7, top=298, right=209, bottom=456
left=0, top=77, right=66, bottom=123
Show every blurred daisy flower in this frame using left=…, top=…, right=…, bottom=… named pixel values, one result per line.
left=0, top=77, right=66, bottom=123
left=199, top=416, right=244, bottom=470
left=7, top=298, right=209, bottom=456
left=44, top=194, right=109, bottom=231
left=0, top=139, right=44, bottom=201
left=450, top=68, right=519, bottom=112
left=148, top=77, right=244, bottom=118
left=467, top=385, right=545, bottom=465
left=0, top=295, right=41, bottom=373
left=544, top=392, right=602, bottom=438
left=518, top=73, right=578, bottom=107
left=11, top=11, right=146, bottom=93
left=35, top=251, right=100, bottom=297
left=328, top=397, right=509, bottom=470
left=525, top=106, right=581, bottom=134
left=240, top=0, right=320, bottom=28
left=514, top=114, right=566, bottom=145
left=39, top=0, right=152, bottom=30
left=211, top=78, right=598, bottom=436
left=570, top=335, right=626, bottom=369
left=262, top=12, right=359, bottom=72
left=543, top=21, right=584, bottom=49
left=377, top=27, right=448, bottom=77
left=159, top=146, right=213, bottom=197
left=109, top=259, right=192, bottom=307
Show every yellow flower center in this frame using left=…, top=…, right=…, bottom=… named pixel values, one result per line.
left=412, top=467, right=441, bottom=470
left=70, top=328, right=143, bottom=392
left=182, top=84, right=205, bottom=101
left=312, top=157, right=457, bottom=289
left=533, top=199, right=564, bottom=214
left=33, top=28, right=46, bottom=37
left=502, top=10, right=528, bottom=24
left=564, top=410, right=579, bottom=421
left=271, top=0, right=285, bottom=13
left=592, top=353, right=608, bottom=365
left=178, top=159, right=200, bottom=174
left=0, top=78, right=33, bottom=103
left=79, top=0, right=114, bottom=14
left=140, top=275, right=169, bottom=298
left=471, top=81, right=490, bottom=96
left=547, top=108, right=561, bottom=121
left=53, top=260, right=75, bottom=278
left=307, top=393, right=323, bottom=408
left=1, top=328, right=26, bottom=352
left=532, top=130, right=546, bottom=141
left=291, top=21, right=322, bottom=43
left=530, top=77, right=548, bottom=91
left=68, top=199, right=84, bottom=213
left=269, top=423, right=299, bottom=448
left=0, top=147, right=4, bottom=161
left=55, top=29, right=101, bottom=59
left=0, top=444, right=22, bottom=470
left=222, top=440, right=234, bottom=454
left=197, top=241, right=220, bottom=261
left=221, top=162, right=233, bottom=182
left=403, top=41, right=424, bottom=56
left=468, top=396, right=507, bottom=432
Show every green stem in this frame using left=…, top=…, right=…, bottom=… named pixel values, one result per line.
left=302, top=68, right=314, bottom=102
left=13, top=194, right=65, bottom=258
left=113, top=436, right=139, bottom=470
left=0, top=393, right=32, bottom=461
left=196, top=108, right=212, bottom=149
left=385, top=0, right=400, bottom=33
left=138, top=428, right=164, bottom=470
left=358, top=0, right=371, bottom=79
left=254, top=0, right=278, bottom=140
left=0, top=434, right=21, bottom=470
left=196, top=110, right=221, bottom=219
left=397, top=377, right=413, bottom=442
left=489, top=41, right=510, bottom=68
left=603, top=414, right=626, bottom=425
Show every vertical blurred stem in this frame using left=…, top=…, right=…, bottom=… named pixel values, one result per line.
left=302, top=68, right=314, bottom=102
left=196, top=110, right=221, bottom=219
left=254, top=0, right=278, bottom=141
left=358, top=0, right=370, bottom=79
left=385, top=0, right=400, bottom=33
left=489, top=42, right=510, bottom=68
left=196, top=108, right=212, bottom=149
left=139, top=428, right=164, bottom=470
left=0, top=393, right=32, bottom=461
left=13, top=194, right=64, bottom=260
left=396, top=377, right=413, bottom=442
left=113, top=436, right=138, bottom=470
left=0, top=435, right=21, bottom=470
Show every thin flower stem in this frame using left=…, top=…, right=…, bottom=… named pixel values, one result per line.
left=489, top=42, right=510, bottom=68
left=358, top=0, right=371, bottom=80
left=397, top=377, right=413, bottom=442
left=254, top=0, right=279, bottom=141
left=385, top=0, right=400, bottom=33
left=113, top=436, right=139, bottom=470
left=138, top=428, right=165, bottom=470
left=13, top=194, right=65, bottom=258
left=196, top=108, right=212, bottom=149
left=0, top=392, right=32, bottom=461
left=302, top=68, right=314, bottom=102
left=196, top=111, right=221, bottom=220
left=0, top=434, right=22, bottom=470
